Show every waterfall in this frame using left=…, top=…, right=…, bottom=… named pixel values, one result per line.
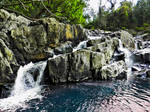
left=73, top=40, right=87, bottom=52
left=0, top=61, right=47, bottom=111
left=118, top=39, right=133, bottom=80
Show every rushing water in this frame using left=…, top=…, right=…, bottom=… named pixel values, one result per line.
left=0, top=61, right=47, bottom=112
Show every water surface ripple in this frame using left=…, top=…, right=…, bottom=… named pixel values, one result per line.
left=16, top=78, right=150, bottom=112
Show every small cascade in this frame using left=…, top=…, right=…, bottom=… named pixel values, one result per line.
left=118, top=39, right=133, bottom=80
left=73, top=40, right=87, bottom=52
left=0, top=61, right=47, bottom=111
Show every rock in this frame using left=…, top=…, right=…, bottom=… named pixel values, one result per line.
left=87, top=38, right=119, bottom=63
left=113, top=52, right=125, bottom=61
left=91, top=52, right=106, bottom=69
left=87, top=37, right=106, bottom=47
left=132, top=66, right=141, bottom=71
left=141, top=33, right=150, bottom=41
left=134, top=48, right=150, bottom=63
left=101, top=61, right=127, bottom=80
left=42, top=18, right=87, bottom=45
left=54, top=41, right=73, bottom=55
left=0, top=9, right=30, bottom=32
left=0, top=39, right=18, bottom=83
left=47, top=50, right=92, bottom=83
left=11, top=25, right=47, bottom=62
left=68, top=50, right=92, bottom=82
left=48, top=54, right=69, bottom=83
left=120, top=30, right=135, bottom=50
left=146, top=70, right=150, bottom=77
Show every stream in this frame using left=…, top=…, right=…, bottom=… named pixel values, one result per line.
left=0, top=35, right=150, bottom=112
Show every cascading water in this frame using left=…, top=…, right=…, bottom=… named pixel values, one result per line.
left=73, top=40, right=87, bottom=52
left=0, top=61, right=47, bottom=112
left=118, top=39, right=133, bottom=80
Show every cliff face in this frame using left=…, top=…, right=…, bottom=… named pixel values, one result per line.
left=0, top=9, right=135, bottom=85
left=0, top=9, right=86, bottom=84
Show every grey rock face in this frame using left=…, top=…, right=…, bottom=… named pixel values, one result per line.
left=101, top=61, right=127, bottom=80
left=120, top=30, right=135, bottom=51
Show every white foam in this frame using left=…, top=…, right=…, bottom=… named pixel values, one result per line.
left=0, top=61, right=47, bottom=111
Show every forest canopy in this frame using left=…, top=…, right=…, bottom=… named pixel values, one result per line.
left=0, top=0, right=150, bottom=32
left=0, top=0, right=86, bottom=24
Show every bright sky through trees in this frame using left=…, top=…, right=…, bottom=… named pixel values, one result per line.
left=88, top=0, right=138, bottom=14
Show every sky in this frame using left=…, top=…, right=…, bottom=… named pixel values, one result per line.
left=86, top=0, right=138, bottom=19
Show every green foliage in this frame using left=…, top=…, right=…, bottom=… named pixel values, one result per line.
left=85, top=0, right=150, bottom=31
left=135, top=27, right=145, bottom=31
left=0, top=0, right=86, bottom=24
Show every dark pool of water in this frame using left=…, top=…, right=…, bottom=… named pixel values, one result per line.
left=16, top=78, right=150, bottom=112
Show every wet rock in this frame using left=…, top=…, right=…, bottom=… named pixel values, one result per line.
left=101, top=61, right=127, bottom=80
left=48, top=54, right=69, bottom=83
left=47, top=50, right=92, bottom=83
left=113, top=52, right=125, bottom=61
left=87, top=37, right=107, bottom=47
left=68, top=50, right=92, bottom=82
left=134, top=48, right=150, bottom=63
left=146, top=70, right=150, bottom=77
left=54, top=41, right=73, bottom=55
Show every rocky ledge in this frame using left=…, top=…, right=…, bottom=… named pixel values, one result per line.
left=0, top=9, right=135, bottom=85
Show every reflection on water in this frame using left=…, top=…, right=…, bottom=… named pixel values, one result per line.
left=16, top=78, right=150, bottom=112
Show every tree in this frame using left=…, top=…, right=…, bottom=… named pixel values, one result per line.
left=0, top=0, right=87, bottom=24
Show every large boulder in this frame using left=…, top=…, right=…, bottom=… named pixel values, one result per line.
left=10, top=25, right=48, bottom=62
left=47, top=50, right=92, bottom=83
left=101, top=61, right=127, bottom=80
left=120, top=30, right=135, bottom=50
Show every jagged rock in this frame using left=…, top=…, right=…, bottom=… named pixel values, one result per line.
left=87, top=38, right=119, bottom=63
left=11, top=25, right=47, bottom=62
left=120, top=30, right=135, bottom=50
left=0, top=9, right=30, bottom=32
left=47, top=38, right=119, bottom=83
left=48, top=50, right=92, bottom=83
left=48, top=54, right=69, bottom=83
left=101, top=61, right=127, bottom=80
left=0, top=55, right=14, bottom=83
left=0, top=39, right=17, bottom=83
left=42, top=18, right=87, bottom=45
left=54, top=41, right=73, bottom=55
left=91, top=52, right=106, bottom=69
